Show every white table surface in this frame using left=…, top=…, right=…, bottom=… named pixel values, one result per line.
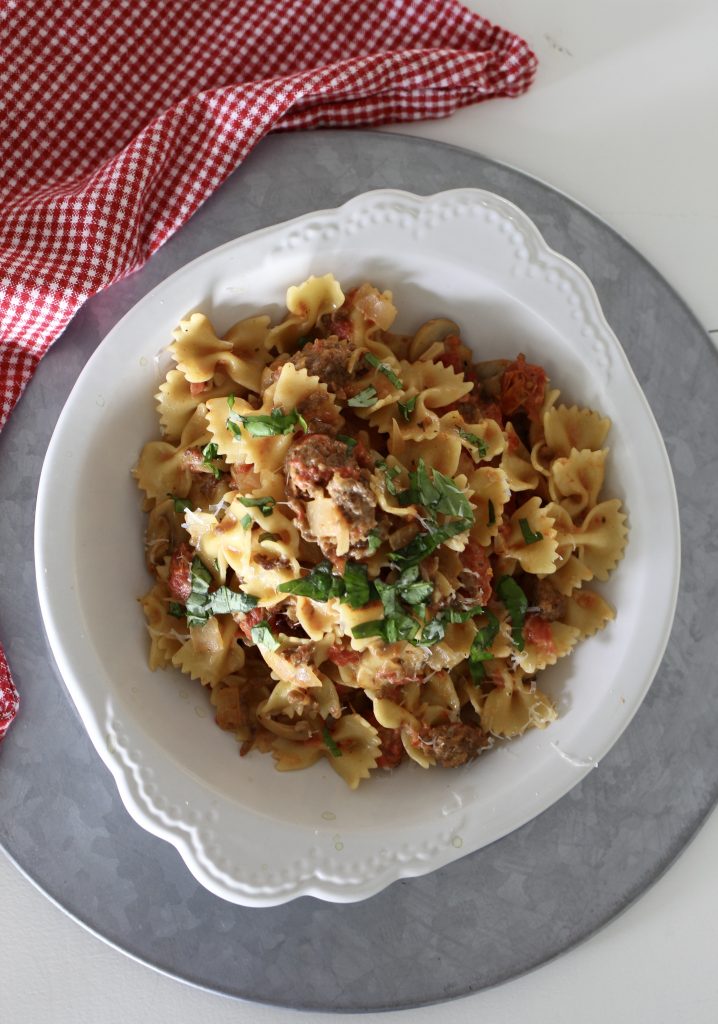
left=3, top=1, right=717, bottom=1020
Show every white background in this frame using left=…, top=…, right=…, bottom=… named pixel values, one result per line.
left=3, top=1, right=717, bottom=1021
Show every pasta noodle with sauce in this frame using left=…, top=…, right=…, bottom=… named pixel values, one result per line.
left=134, top=274, right=628, bottom=788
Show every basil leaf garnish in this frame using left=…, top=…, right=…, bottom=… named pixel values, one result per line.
left=342, top=561, right=370, bottom=609
left=250, top=620, right=280, bottom=651
left=364, top=352, right=403, bottom=389
left=238, top=495, right=275, bottom=516
left=519, top=518, right=543, bottom=545
left=348, top=386, right=378, bottom=408
left=458, top=430, right=488, bottom=458
left=397, top=395, right=417, bottom=422
left=496, top=576, right=528, bottom=651
left=322, top=726, right=342, bottom=758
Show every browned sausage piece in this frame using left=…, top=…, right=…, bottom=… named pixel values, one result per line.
left=290, top=335, right=356, bottom=398
left=167, top=542, right=194, bottom=603
left=414, top=722, right=490, bottom=768
left=285, top=434, right=377, bottom=559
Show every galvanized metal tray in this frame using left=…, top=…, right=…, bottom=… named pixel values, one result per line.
left=1, top=130, right=716, bottom=1012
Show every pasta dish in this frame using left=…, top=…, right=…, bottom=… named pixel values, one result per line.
left=134, top=275, right=627, bottom=787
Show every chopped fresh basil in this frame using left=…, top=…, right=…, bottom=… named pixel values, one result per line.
left=250, top=620, right=280, bottom=651
left=487, top=499, right=496, bottom=527
left=348, top=386, right=378, bottom=408
left=366, top=529, right=382, bottom=554
left=277, top=560, right=342, bottom=601
left=397, top=395, right=417, bottom=422
left=208, top=586, right=258, bottom=616
left=322, top=725, right=342, bottom=758
left=168, top=601, right=185, bottom=619
left=170, top=495, right=191, bottom=514
left=183, top=556, right=257, bottom=624
left=431, top=469, right=474, bottom=520
left=416, top=603, right=483, bottom=646
left=240, top=513, right=252, bottom=530
left=201, top=442, right=222, bottom=480
left=442, top=604, right=484, bottom=624
left=342, top=561, right=370, bottom=609
left=364, top=352, right=403, bottom=389
left=352, top=611, right=420, bottom=644
left=227, top=406, right=308, bottom=437
left=458, top=430, right=489, bottom=458
left=226, top=394, right=235, bottom=410
left=398, top=458, right=440, bottom=510
left=185, top=557, right=213, bottom=625
left=469, top=610, right=500, bottom=682
left=238, top=495, right=275, bottom=516
left=397, top=460, right=473, bottom=522
left=417, top=617, right=446, bottom=645
left=519, top=518, right=543, bottom=545
left=497, top=576, right=528, bottom=651
left=226, top=417, right=242, bottom=438
left=376, top=460, right=401, bottom=496
left=389, top=516, right=470, bottom=571
left=337, top=433, right=357, bottom=448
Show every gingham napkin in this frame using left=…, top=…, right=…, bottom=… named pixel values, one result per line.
left=0, top=0, right=536, bottom=740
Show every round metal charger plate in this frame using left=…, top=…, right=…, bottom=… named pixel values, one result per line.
left=1, top=131, right=716, bottom=1012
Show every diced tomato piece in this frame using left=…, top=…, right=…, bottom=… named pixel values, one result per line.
left=524, top=614, right=556, bottom=654
left=500, top=353, right=547, bottom=423
left=167, top=543, right=194, bottom=602
left=189, top=380, right=212, bottom=395
left=236, top=606, right=271, bottom=640
left=327, top=644, right=361, bottom=666
left=365, top=711, right=404, bottom=769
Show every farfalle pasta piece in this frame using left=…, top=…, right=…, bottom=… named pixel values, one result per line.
left=576, top=499, right=628, bottom=581
left=515, top=620, right=581, bottom=674
left=500, top=422, right=540, bottom=492
left=157, top=368, right=237, bottom=442
left=133, top=404, right=210, bottom=500
left=544, top=404, right=611, bottom=457
left=271, top=737, right=324, bottom=772
left=499, top=496, right=559, bottom=575
left=385, top=359, right=473, bottom=440
left=172, top=615, right=244, bottom=687
left=466, top=466, right=511, bottom=546
left=170, top=312, right=271, bottom=390
left=325, top=714, right=382, bottom=788
left=563, top=589, right=616, bottom=639
left=547, top=554, right=593, bottom=595
left=267, top=274, right=345, bottom=353
left=387, top=420, right=463, bottom=477
left=549, top=447, right=608, bottom=519
left=481, top=679, right=557, bottom=738
left=139, top=581, right=187, bottom=669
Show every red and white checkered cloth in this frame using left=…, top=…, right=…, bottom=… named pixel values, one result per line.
left=0, top=0, right=537, bottom=740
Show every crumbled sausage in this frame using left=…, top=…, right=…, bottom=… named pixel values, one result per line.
left=285, top=434, right=377, bottom=560
left=297, top=389, right=343, bottom=435
left=167, top=542, right=194, bottom=603
left=414, top=722, right=490, bottom=768
left=459, top=541, right=493, bottom=605
left=290, top=335, right=356, bottom=398
left=524, top=577, right=566, bottom=621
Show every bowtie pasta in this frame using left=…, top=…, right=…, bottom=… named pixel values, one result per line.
left=134, top=275, right=628, bottom=788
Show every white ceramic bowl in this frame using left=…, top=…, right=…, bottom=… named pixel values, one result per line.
left=35, top=189, right=680, bottom=905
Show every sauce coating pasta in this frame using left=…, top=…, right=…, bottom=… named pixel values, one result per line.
left=134, top=275, right=628, bottom=788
